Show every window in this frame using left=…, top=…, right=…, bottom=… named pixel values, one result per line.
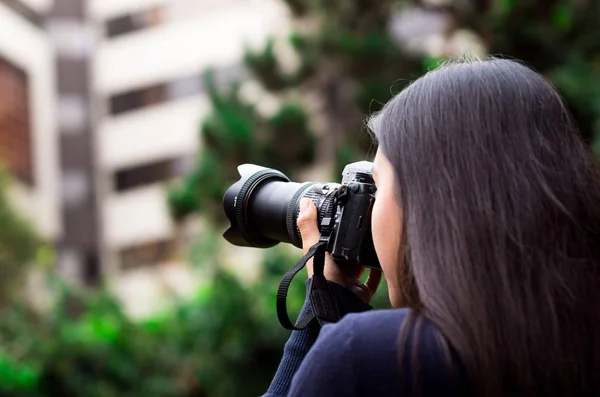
left=105, top=6, right=164, bottom=38
left=0, top=56, right=34, bottom=185
left=119, top=239, right=178, bottom=270
left=0, top=0, right=42, bottom=27
left=108, top=65, right=247, bottom=116
left=110, top=84, right=167, bottom=115
left=103, top=1, right=239, bottom=39
left=83, top=251, right=101, bottom=286
left=109, top=76, right=205, bottom=115
left=113, top=156, right=195, bottom=192
left=114, top=159, right=172, bottom=191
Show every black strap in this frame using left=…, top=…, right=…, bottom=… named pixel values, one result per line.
left=276, top=240, right=341, bottom=330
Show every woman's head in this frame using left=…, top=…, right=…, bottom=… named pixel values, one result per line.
left=369, top=57, right=600, bottom=395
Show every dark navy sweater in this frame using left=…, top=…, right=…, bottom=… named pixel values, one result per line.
left=264, top=280, right=468, bottom=396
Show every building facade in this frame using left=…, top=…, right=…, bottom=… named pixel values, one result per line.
left=90, top=0, right=289, bottom=277
left=0, top=0, right=62, bottom=246
left=48, top=0, right=101, bottom=285
left=1, top=0, right=464, bottom=316
left=0, top=0, right=291, bottom=316
left=91, top=0, right=290, bottom=315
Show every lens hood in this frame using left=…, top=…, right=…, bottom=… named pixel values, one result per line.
left=223, top=164, right=290, bottom=248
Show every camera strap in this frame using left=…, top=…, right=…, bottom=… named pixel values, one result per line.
left=276, top=240, right=341, bottom=330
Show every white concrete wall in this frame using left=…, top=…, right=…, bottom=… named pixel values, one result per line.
left=20, top=0, right=53, bottom=13
left=88, top=0, right=297, bottom=318
left=89, top=0, right=172, bottom=20
left=94, top=0, right=291, bottom=253
left=93, top=0, right=290, bottom=95
left=0, top=2, right=61, bottom=241
left=89, top=0, right=268, bottom=24
left=104, top=184, right=174, bottom=249
left=98, top=95, right=209, bottom=170
left=111, top=261, right=202, bottom=318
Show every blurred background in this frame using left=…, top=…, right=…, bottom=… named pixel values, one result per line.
left=0, top=0, right=599, bottom=395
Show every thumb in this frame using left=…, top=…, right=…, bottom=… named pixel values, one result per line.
left=297, top=198, right=320, bottom=253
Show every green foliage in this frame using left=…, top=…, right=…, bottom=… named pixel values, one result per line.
left=168, top=72, right=314, bottom=221
left=0, top=165, right=39, bottom=305
left=169, top=0, right=600, bottom=217
left=264, top=103, right=316, bottom=169
left=9, top=1, right=600, bottom=396
left=0, top=244, right=304, bottom=397
left=287, top=32, right=319, bottom=85
left=161, top=0, right=600, bottom=395
left=245, top=39, right=292, bottom=91
left=370, top=278, right=392, bottom=310
left=169, top=1, right=425, bottom=222
left=282, top=0, right=310, bottom=16
left=449, top=0, right=600, bottom=149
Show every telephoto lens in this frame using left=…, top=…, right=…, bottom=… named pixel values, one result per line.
left=222, top=164, right=339, bottom=249
left=222, top=162, right=380, bottom=269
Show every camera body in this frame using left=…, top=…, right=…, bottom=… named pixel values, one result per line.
left=222, top=161, right=380, bottom=269
left=314, top=163, right=377, bottom=267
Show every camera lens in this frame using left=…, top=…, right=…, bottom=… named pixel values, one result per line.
left=223, top=165, right=335, bottom=249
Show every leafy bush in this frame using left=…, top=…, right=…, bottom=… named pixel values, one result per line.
left=0, top=165, right=39, bottom=306
left=0, top=245, right=305, bottom=397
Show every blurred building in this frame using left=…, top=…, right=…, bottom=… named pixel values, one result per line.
left=0, top=0, right=62, bottom=245
left=1, top=0, right=460, bottom=317
left=89, top=0, right=289, bottom=314
left=0, top=0, right=290, bottom=316
left=48, top=0, right=101, bottom=285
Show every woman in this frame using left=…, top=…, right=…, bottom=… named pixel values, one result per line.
left=263, top=58, right=600, bottom=396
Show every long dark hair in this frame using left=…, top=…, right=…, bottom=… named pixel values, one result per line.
left=372, top=58, right=600, bottom=396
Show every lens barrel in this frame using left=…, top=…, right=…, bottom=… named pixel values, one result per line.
left=223, top=165, right=326, bottom=249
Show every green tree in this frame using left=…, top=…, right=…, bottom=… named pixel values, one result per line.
left=166, top=74, right=316, bottom=223
left=0, top=165, right=39, bottom=304
left=167, top=0, right=600, bottom=315
left=165, top=0, right=600, bottom=324
left=167, top=0, right=426, bottom=223
left=169, top=0, right=600, bottom=224
left=440, top=0, right=600, bottom=149
left=0, top=244, right=305, bottom=397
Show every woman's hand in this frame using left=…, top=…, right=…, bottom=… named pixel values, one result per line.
left=297, top=198, right=383, bottom=304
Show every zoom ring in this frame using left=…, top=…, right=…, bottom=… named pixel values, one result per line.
left=287, top=186, right=337, bottom=248
left=285, top=183, right=315, bottom=248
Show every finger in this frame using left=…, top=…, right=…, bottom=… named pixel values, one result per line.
left=343, top=265, right=365, bottom=280
left=358, top=266, right=366, bottom=279
left=297, top=199, right=320, bottom=254
left=365, top=269, right=383, bottom=297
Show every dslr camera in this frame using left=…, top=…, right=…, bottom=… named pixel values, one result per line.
left=222, top=161, right=380, bottom=269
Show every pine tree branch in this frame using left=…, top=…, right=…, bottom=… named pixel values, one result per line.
left=245, top=39, right=292, bottom=91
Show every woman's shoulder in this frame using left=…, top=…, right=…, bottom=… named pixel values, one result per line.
left=320, top=308, right=431, bottom=371
left=340, top=308, right=455, bottom=366
left=337, top=307, right=432, bottom=343
left=331, top=309, right=413, bottom=367
left=321, top=308, right=465, bottom=396
left=343, top=307, right=413, bottom=329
